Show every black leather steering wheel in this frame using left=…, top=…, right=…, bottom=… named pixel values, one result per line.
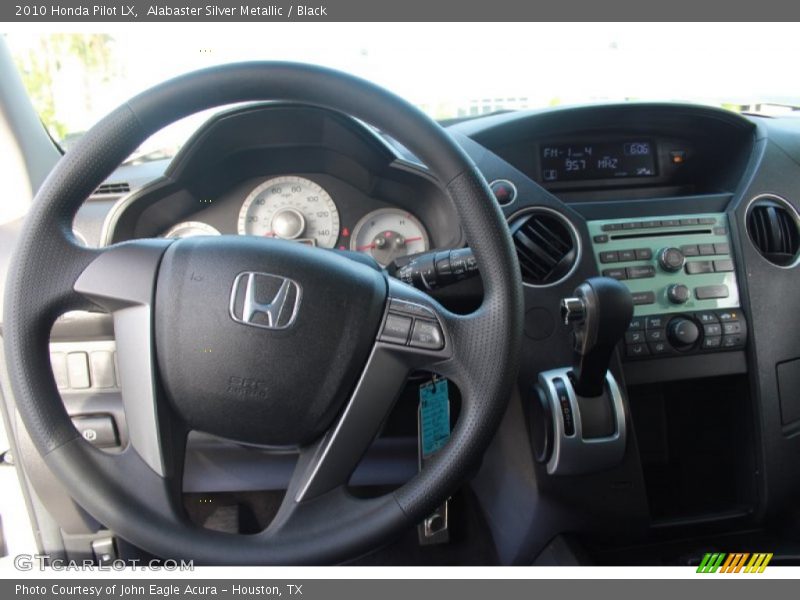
left=3, top=63, right=523, bottom=564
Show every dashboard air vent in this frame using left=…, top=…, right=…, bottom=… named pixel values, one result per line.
left=746, top=196, right=800, bottom=267
left=94, top=182, right=131, bottom=195
left=510, top=209, right=578, bottom=285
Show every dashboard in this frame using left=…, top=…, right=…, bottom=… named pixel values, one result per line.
left=26, top=99, right=800, bottom=564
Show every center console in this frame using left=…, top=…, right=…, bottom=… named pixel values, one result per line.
left=586, top=213, right=747, bottom=360
left=582, top=213, right=756, bottom=526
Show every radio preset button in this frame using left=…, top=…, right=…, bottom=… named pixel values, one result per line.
left=635, top=248, right=653, bottom=260
left=619, top=249, right=636, bottom=262
left=685, top=260, right=713, bottom=274
left=681, top=245, right=700, bottom=256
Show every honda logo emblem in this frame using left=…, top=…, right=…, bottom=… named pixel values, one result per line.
left=229, top=272, right=302, bottom=330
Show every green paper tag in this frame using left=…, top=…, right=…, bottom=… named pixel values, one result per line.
left=419, top=378, right=450, bottom=458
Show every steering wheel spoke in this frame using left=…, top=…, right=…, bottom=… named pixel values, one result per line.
left=74, top=240, right=178, bottom=477
left=271, top=278, right=465, bottom=513
left=279, top=344, right=410, bottom=506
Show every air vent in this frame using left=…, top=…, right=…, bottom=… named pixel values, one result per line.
left=746, top=196, right=800, bottom=267
left=94, top=182, right=131, bottom=195
left=510, top=209, right=578, bottom=285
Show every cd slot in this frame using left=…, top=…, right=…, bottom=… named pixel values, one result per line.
left=611, top=229, right=712, bottom=241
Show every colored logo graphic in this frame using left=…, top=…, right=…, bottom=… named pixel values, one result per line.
left=697, top=552, right=773, bottom=573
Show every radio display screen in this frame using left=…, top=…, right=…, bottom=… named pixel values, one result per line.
left=540, top=141, right=657, bottom=183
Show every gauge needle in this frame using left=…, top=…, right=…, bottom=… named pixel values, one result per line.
left=357, top=237, right=422, bottom=251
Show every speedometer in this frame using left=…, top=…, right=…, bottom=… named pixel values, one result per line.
left=237, top=176, right=340, bottom=248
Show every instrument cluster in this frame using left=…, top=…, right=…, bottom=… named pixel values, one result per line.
left=161, top=174, right=431, bottom=267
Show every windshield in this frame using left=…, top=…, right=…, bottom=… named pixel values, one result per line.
left=4, top=23, right=800, bottom=160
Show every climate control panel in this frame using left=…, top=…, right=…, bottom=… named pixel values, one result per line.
left=624, top=309, right=747, bottom=359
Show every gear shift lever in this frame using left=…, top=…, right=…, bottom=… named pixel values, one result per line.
left=561, top=277, right=633, bottom=397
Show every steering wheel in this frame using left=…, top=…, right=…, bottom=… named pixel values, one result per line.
left=3, top=63, right=523, bottom=564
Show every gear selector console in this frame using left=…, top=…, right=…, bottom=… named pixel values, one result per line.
left=531, top=277, right=632, bottom=475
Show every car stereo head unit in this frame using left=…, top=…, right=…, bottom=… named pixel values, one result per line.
left=587, top=213, right=746, bottom=360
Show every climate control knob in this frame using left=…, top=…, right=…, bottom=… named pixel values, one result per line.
left=667, top=317, right=699, bottom=350
left=667, top=283, right=690, bottom=304
left=658, top=247, right=685, bottom=272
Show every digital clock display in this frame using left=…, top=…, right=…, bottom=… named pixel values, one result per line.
left=540, top=141, right=657, bottom=183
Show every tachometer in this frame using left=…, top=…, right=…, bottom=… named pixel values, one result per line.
left=350, top=208, right=429, bottom=266
left=163, top=221, right=221, bottom=239
left=237, top=176, right=340, bottom=248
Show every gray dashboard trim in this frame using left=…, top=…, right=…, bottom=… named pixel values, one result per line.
left=73, top=242, right=171, bottom=476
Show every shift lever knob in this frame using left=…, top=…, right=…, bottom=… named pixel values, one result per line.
left=560, top=277, right=633, bottom=397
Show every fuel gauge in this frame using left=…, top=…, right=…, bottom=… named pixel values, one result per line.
left=350, top=208, right=429, bottom=267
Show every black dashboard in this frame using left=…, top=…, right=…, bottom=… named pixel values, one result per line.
left=104, top=105, right=463, bottom=269
left=458, top=103, right=754, bottom=201
left=27, top=100, right=800, bottom=564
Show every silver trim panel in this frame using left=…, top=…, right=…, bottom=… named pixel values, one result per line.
left=538, top=367, right=627, bottom=476
left=73, top=242, right=171, bottom=476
